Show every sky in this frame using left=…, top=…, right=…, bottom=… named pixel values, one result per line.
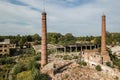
left=0, top=0, right=120, bottom=36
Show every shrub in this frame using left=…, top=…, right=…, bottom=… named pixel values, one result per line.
left=63, top=74, right=69, bottom=79
left=47, top=50, right=53, bottom=55
left=31, top=69, right=50, bottom=80
left=78, top=61, right=87, bottom=66
left=96, top=65, right=102, bottom=71
left=73, top=56, right=78, bottom=59
left=114, top=76, right=119, bottom=80
left=24, top=48, right=35, bottom=54
left=0, top=57, right=14, bottom=65
left=30, top=62, right=40, bottom=79
left=17, top=71, right=31, bottom=80
left=63, top=55, right=72, bottom=60
left=55, top=55, right=62, bottom=58
left=106, top=62, right=112, bottom=67
left=39, top=73, right=51, bottom=80
left=11, top=63, right=26, bottom=75
left=34, top=55, right=41, bottom=61
left=6, top=57, right=14, bottom=64
left=28, top=60, right=40, bottom=70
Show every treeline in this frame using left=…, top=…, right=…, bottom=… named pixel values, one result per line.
left=47, top=32, right=120, bottom=45
left=0, top=34, right=41, bottom=46
left=0, top=32, right=120, bottom=45
left=106, top=32, right=120, bottom=45
left=47, top=32, right=101, bottom=45
left=47, top=33, right=76, bottom=45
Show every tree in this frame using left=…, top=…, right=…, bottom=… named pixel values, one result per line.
left=64, top=33, right=74, bottom=41
left=47, top=32, right=62, bottom=44
left=63, top=33, right=76, bottom=45
left=93, top=36, right=101, bottom=44
left=26, top=35, right=33, bottom=42
left=32, top=34, right=41, bottom=41
left=18, top=39, right=24, bottom=47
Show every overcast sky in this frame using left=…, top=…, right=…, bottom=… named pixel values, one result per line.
left=0, top=0, right=120, bottom=36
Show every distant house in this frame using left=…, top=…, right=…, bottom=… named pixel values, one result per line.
left=0, top=39, right=10, bottom=55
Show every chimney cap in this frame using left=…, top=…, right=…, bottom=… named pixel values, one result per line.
left=42, top=12, right=46, bottom=15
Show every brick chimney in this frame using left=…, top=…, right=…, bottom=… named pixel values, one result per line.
left=101, top=15, right=111, bottom=64
left=101, top=15, right=106, bottom=54
left=41, top=12, right=47, bottom=68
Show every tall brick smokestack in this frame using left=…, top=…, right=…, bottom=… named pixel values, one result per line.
left=41, top=12, right=47, bottom=68
left=101, top=14, right=110, bottom=64
left=101, top=15, right=106, bottom=54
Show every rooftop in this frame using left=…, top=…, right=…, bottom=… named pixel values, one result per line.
left=0, top=39, right=10, bottom=45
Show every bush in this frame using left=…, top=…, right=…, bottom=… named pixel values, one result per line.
left=0, top=57, right=14, bottom=65
left=31, top=69, right=50, bottom=80
left=11, top=63, right=26, bottom=75
left=96, top=65, right=102, bottom=71
left=63, top=55, right=72, bottom=60
left=34, top=55, right=41, bottom=61
left=63, top=74, right=69, bottom=79
left=0, top=58, right=5, bottom=65
left=78, top=61, right=87, bottom=66
left=28, top=60, right=40, bottom=70
left=17, top=71, right=31, bottom=80
left=106, top=62, right=112, bottom=67
left=31, top=69, right=41, bottom=80
left=6, top=57, right=14, bottom=64
left=40, top=73, right=51, bottom=80
left=73, top=56, right=78, bottom=59
left=47, top=50, right=53, bottom=55
left=114, top=76, right=119, bottom=80
left=55, top=55, right=62, bottom=58
left=24, top=48, right=35, bottom=54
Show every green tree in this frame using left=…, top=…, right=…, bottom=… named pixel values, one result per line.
left=26, top=35, right=33, bottom=42
left=94, top=36, right=101, bottom=44
left=32, top=34, right=41, bottom=41
left=47, top=32, right=62, bottom=44
left=18, top=39, right=24, bottom=47
left=63, top=33, right=76, bottom=45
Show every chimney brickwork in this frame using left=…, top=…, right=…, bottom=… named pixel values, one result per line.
left=101, top=15, right=111, bottom=63
left=41, top=12, right=47, bottom=68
